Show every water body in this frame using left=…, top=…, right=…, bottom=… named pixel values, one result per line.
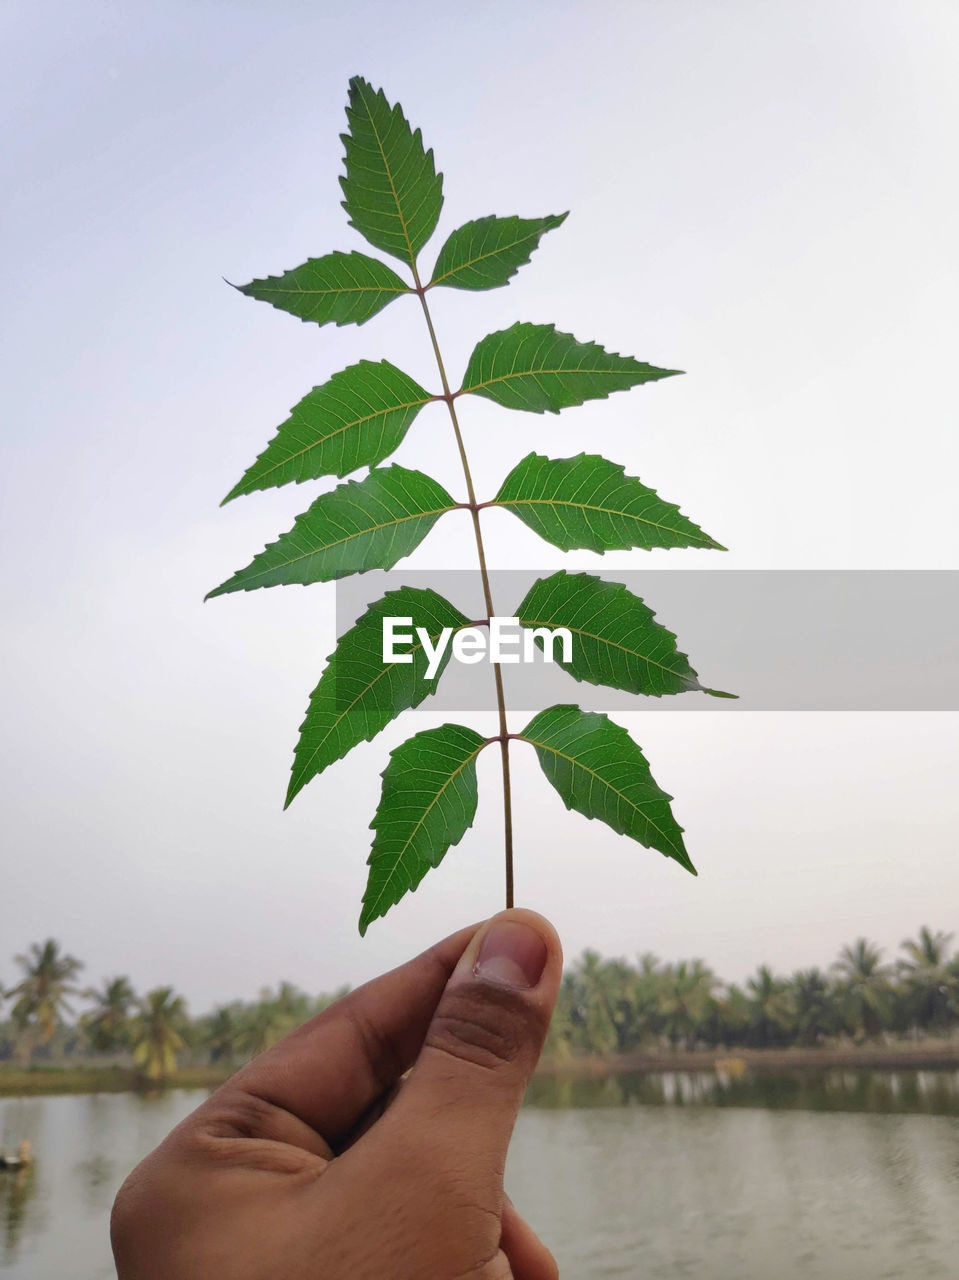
left=2, top=1069, right=958, bottom=1279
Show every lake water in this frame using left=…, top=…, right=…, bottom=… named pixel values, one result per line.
left=2, top=1069, right=959, bottom=1278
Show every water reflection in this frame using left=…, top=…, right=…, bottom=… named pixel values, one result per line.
left=74, top=1155, right=115, bottom=1215
left=0, top=1088, right=207, bottom=1280
left=1, top=1164, right=39, bottom=1261
left=526, top=1065, right=959, bottom=1115
left=1, top=1096, right=46, bottom=1263
left=1, top=1075, right=958, bottom=1280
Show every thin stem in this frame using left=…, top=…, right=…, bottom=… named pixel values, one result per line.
left=411, top=263, right=514, bottom=909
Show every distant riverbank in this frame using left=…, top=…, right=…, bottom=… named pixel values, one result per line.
left=538, top=1040, right=959, bottom=1075
left=0, top=1064, right=233, bottom=1096
left=3, top=1040, right=958, bottom=1097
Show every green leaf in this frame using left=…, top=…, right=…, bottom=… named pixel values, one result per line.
left=206, top=466, right=456, bottom=598
left=520, top=705, right=694, bottom=873
left=428, top=213, right=568, bottom=291
left=235, top=251, right=411, bottom=327
left=517, top=571, right=705, bottom=697
left=492, top=452, right=724, bottom=552
left=340, top=76, right=443, bottom=268
left=222, top=361, right=434, bottom=502
left=286, top=587, right=469, bottom=806
left=460, top=322, right=680, bottom=413
left=360, top=723, right=486, bottom=933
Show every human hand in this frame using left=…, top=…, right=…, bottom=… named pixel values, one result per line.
left=111, top=908, right=563, bottom=1279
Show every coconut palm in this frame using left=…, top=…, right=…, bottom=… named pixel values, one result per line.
left=270, top=981, right=314, bottom=1028
left=658, top=960, right=719, bottom=1049
left=599, top=958, right=650, bottom=1051
left=621, top=953, right=666, bottom=1048
left=744, top=965, right=794, bottom=1047
left=568, top=951, right=620, bottom=1054
left=129, top=987, right=188, bottom=1081
left=544, top=977, right=575, bottom=1059
left=202, top=1004, right=243, bottom=1066
left=713, top=983, right=750, bottom=1046
left=237, top=997, right=293, bottom=1059
left=833, top=938, right=891, bottom=1040
left=81, top=976, right=136, bottom=1054
left=788, top=968, right=835, bottom=1046
left=897, top=926, right=955, bottom=1034
left=5, top=939, right=83, bottom=1060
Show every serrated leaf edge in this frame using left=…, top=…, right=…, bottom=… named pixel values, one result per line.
left=285, top=612, right=475, bottom=807
left=222, top=364, right=437, bottom=504
left=341, top=76, right=442, bottom=270
left=427, top=212, right=569, bottom=289
left=359, top=729, right=488, bottom=933
left=517, top=572, right=704, bottom=697
left=518, top=710, right=695, bottom=871
left=229, top=252, right=414, bottom=328
left=459, top=322, right=683, bottom=410
left=489, top=452, right=726, bottom=552
left=205, top=468, right=459, bottom=600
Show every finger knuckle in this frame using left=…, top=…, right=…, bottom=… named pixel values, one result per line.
left=425, top=983, right=534, bottom=1074
left=202, top=1087, right=279, bottom=1139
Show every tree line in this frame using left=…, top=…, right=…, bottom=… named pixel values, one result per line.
left=0, top=940, right=348, bottom=1081
left=546, top=927, right=959, bottom=1057
left=1, top=927, right=956, bottom=1080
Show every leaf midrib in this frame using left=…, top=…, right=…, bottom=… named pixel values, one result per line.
left=259, top=281, right=412, bottom=297
left=428, top=227, right=550, bottom=288
left=290, top=622, right=469, bottom=797
left=463, top=365, right=644, bottom=396
left=517, top=614, right=697, bottom=687
left=518, top=732, right=684, bottom=857
left=358, top=84, right=418, bottom=270
left=235, top=502, right=456, bottom=586
left=490, top=497, right=715, bottom=546
left=365, top=740, right=486, bottom=918
left=244, top=393, right=433, bottom=488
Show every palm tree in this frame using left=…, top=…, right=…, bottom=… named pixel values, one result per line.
left=202, top=1005, right=243, bottom=1066
left=622, top=953, right=665, bottom=1048
left=5, top=939, right=83, bottom=1061
left=81, top=976, right=136, bottom=1054
left=599, top=958, right=650, bottom=1052
left=270, top=981, right=314, bottom=1028
left=788, top=968, right=835, bottom=1046
left=236, top=997, right=293, bottom=1059
left=544, top=978, right=575, bottom=1059
left=130, top=988, right=188, bottom=1081
left=833, top=938, right=891, bottom=1040
left=713, top=983, right=750, bottom=1046
left=897, top=927, right=955, bottom=1034
left=744, top=965, right=794, bottom=1047
left=568, top=951, right=619, bottom=1054
left=658, top=960, right=719, bottom=1049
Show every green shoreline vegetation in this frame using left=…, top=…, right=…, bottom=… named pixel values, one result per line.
left=1, top=928, right=957, bottom=1095
left=0, top=1064, right=234, bottom=1097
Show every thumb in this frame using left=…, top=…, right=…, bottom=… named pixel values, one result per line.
left=379, top=908, right=562, bottom=1193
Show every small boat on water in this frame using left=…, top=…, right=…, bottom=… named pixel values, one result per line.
left=0, top=1140, right=32, bottom=1169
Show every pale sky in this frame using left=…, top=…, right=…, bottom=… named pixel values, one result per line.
left=2, top=0, right=957, bottom=1011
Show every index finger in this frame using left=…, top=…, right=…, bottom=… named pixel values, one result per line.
left=215, top=920, right=481, bottom=1146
